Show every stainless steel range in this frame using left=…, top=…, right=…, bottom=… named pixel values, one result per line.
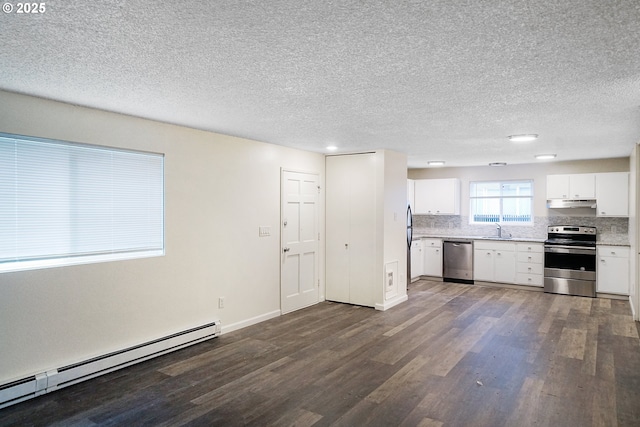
left=544, top=225, right=597, bottom=297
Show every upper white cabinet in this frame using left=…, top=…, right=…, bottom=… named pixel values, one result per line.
left=547, top=172, right=629, bottom=217
left=414, top=178, right=461, bottom=215
left=595, top=172, right=629, bottom=217
left=546, top=173, right=595, bottom=199
left=407, top=179, right=415, bottom=210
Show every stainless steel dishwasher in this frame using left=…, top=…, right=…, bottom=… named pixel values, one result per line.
left=443, top=240, right=474, bottom=284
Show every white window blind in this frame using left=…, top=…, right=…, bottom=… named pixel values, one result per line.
left=470, top=180, right=533, bottom=225
left=0, top=133, right=164, bottom=272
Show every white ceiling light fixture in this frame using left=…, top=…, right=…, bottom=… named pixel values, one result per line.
left=427, top=161, right=445, bottom=166
left=326, top=145, right=338, bottom=151
left=508, top=134, right=538, bottom=142
left=535, top=154, right=556, bottom=160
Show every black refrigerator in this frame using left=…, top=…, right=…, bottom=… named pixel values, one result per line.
left=406, top=202, right=413, bottom=286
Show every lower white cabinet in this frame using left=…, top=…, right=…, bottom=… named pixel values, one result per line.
left=597, top=246, right=630, bottom=295
left=515, top=243, right=544, bottom=287
left=474, top=241, right=516, bottom=283
left=474, top=240, right=543, bottom=286
left=423, top=238, right=443, bottom=277
left=410, top=240, right=424, bottom=280
left=474, top=248, right=495, bottom=282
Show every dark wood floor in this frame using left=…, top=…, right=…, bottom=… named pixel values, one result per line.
left=2, top=280, right=640, bottom=426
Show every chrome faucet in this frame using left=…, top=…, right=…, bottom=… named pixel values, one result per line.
left=496, top=223, right=502, bottom=238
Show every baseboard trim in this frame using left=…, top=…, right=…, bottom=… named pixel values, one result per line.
left=595, top=292, right=630, bottom=301
left=375, top=294, right=408, bottom=311
left=220, top=310, right=281, bottom=335
left=474, top=281, right=543, bottom=292
left=629, top=296, right=637, bottom=320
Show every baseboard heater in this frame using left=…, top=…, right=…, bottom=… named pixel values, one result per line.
left=0, top=321, right=220, bottom=409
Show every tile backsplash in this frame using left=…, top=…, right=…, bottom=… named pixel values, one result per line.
left=413, top=215, right=629, bottom=244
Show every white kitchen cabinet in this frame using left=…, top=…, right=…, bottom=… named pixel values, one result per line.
left=547, top=173, right=596, bottom=199
left=595, top=172, right=629, bottom=217
left=422, top=238, right=443, bottom=277
left=414, top=178, right=461, bottom=215
left=515, top=243, right=544, bottom=287
left=407, top=179, right=415, bottom=210
left=546, top=174, right=570, bottom=199
left=410, top=239, right=424, bottom=280
left=494, top=248, right=517, bottom=284
left=473, top=248, right=494, bottom=282
left=597, top=246, right=630, bottom=295
left=474, top=240, right=516, bottom=283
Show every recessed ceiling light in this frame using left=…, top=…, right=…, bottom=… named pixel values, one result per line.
left=427, top=161, right=445, bottom=166
left=535, top=154, right=556, bottom=160
left=508, top=134, right=538, bottom=142
left=489, top=162, right=507, bottom=167
left=326, top=145, right=338, bottom=151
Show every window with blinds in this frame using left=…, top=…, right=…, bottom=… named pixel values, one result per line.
left=0, top=133, right=164, bottom=273
left=470, top=180, right=533, bottom=225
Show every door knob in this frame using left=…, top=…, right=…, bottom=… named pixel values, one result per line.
left=283, top=247, right=290, bottom=252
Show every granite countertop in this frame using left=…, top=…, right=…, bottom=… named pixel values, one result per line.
left=596, top=239, right=630, bottom=247
left=413, top=234, right=630, bottom=246
left=412, top=234, right=545, bottom=243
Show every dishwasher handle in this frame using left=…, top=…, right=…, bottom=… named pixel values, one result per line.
left=444, top=240, right=472, bottom=246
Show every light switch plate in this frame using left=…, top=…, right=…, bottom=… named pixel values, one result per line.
left=259, top=226, right=271, bottom=237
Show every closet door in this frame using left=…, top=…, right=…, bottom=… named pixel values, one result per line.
left=325, top=154, right=376, bottom=307
left=347, top=154, right=376, bottom=307
left=325, top=155, right=351, bottom=304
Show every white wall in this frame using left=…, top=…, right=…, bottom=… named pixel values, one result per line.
left=380, top=150, right=409, bottom=305
left=630, top=146, right=638, bottom=319
left=0, top=90, right=325, bottom=384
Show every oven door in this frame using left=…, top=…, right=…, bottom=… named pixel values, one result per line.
left=544, top=245, right=597, bottom=297
left=544, top=245, right=596, bottom=279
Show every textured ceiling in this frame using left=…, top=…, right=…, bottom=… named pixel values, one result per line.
left=1, top=1, right=639, bottom=167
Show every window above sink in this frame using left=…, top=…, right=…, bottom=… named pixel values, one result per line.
left=470, top=180, right=533, bottom=225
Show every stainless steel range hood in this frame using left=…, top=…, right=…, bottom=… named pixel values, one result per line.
left=546, top=199, right=597, bottom=209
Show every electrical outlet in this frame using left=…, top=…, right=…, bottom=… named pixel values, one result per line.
left=218, top=297, right=225, bottom=309
left=612, top=225, right=617, bottom=233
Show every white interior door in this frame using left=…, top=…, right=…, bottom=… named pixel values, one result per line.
left=281, top=170, right=319, bottom=314
left=347, top=153, right=376, bottom=307
left=325, top=154, right=376, bottom=307
left=326, top=156, right=351, bottom=303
